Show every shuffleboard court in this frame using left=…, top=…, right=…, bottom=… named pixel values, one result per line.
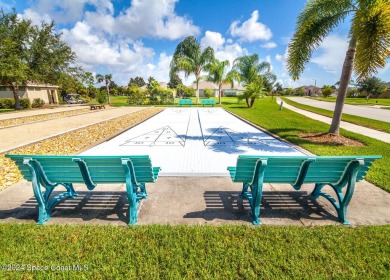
left=82, top=108, right=307, bottom=176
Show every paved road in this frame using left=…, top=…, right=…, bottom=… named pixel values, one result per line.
left=0, top=107, right=147, bottom=153
left=286, top=97, right=389, bottom=123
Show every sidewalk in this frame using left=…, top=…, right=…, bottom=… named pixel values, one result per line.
left=277, top=98, right=390, bottom=143
left=0, top=105, right=87, bottom=121
left=0, top=107, right=147, bottom=153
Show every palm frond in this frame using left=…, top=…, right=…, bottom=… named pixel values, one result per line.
left=287, top=0, right=354, bottom=80
left=353, top=0, right=390, bottom=80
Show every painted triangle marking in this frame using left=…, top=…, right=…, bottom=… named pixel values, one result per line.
left=121, top=126, right=186, bottom=147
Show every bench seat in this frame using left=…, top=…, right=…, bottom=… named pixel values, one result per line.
left=5, top=154, right=160, bottom=225
left=228, top=155, right=381, bottom=225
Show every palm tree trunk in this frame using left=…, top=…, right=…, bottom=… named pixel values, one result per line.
left=218, top=84, right=222, bottom=105
left=196, top=82, right=199, bottom=104
left=106, top=83, right=111, bottom=105
left=329, top=38, right=356, bottom=134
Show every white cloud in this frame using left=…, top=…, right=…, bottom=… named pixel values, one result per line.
left=117, top=0, right=200, bottom=40
left=265, top=55, right=272, bottom=64
left=275, top=54, right=284, bottom=62
left=201, top=31, right=225, bottom=49
left=229, top=10, right=272, bottom=42
left=199, top=31, right=248, bottom=67
left=61, top=21, right=154, bottom=81
left=311, top=35, right=349, bottom=75
left=260, top=42, right=277, bottom=49
left=19, top=8, right=52, bottom=25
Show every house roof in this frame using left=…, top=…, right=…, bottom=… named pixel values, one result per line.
left=1, top=82, right=59, bottom=88
left=191, top=81, right=244, bottom=90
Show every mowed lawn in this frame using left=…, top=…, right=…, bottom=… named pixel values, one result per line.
left=0, top=224, right=388, bottom=279
left=222, top=97, right=389, bottom=192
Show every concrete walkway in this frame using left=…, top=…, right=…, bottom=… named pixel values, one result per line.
left=0, top=107, right=147, bottom=153
left=286, top=97, right=390, bottom=122
left=0, top=105, right=88, bottom=121
left=1, top=177, right=389, bottom=226
left=278, top=98, right=390, bottom=143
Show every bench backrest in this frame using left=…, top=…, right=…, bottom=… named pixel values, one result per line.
left=6, top=155, right=159, bottom=184
left=229, top=155, right=381, bottom=184
left=178, top=99, right=192, bottom=105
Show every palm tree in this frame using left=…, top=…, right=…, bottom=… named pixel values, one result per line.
left=205, top=58, right=231, bottom=105
left=170, top=36, right=214, bottom=104
left=287, top=0, right=390, bottom=134
left=238, top=78, right=267, bottom=107
left=230, top=54, right=276, bottom=107
left=96, top=74, right=112, bottom=105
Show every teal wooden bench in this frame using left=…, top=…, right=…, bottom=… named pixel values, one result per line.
left=201, top=99, right=215, bottom=107
left=5, top=155, right=160, bottom=225
left=178, top=99, right=192, bottom=107
left=228, top=155, right=381, bottom=225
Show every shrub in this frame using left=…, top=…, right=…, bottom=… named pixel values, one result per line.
left=159, top=89, right=174, bottom=105
left=127, top=86, right=147, bottom=105
left=96, top=91, right=107, bottom=104
left=0, top=98, right=30, bottom=109
left=203, top=88, right=214, bottom=98
left=80, top=95, right=91, bottom=104
left=32, top=98, right=45, bottom=108
left=19, top=98, right=31, bottom=109
left=295, top=87, right=305, bottom=96
left=182, top=87, right=195, bottom=98
left=321, top=85, right=334, bottom=98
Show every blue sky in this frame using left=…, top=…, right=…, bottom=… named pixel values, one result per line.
left=1, top=0, right=389, bottom=88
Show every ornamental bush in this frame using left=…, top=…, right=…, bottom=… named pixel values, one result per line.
left=32, top=98, right=45, bottom=108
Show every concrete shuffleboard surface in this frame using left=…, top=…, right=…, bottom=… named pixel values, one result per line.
left=82, top=108, right=306, bottom=176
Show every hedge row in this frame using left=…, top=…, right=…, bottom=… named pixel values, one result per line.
left=0, top=98, right=31, bottom=109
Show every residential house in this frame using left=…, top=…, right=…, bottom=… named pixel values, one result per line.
left=191, top=81, right=244, bottom=97
left=0, top=83, right=59, bottom=104
left=300, top=85, right=322, bottom=96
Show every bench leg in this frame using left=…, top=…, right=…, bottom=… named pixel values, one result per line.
left=24, top=159, right=78, bottom=225
left=311, top=160, right=363, bottom=225
left=241, top=159, right=267, bottom=225
left=122, top=159, right=149, bottom=225
left=126, top=184, right=139, bottom=225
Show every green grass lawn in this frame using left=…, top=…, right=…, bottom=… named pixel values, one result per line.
left=312, top=96, right=390, bottom=106
left=0, top=109, right=14, bottom=113
left=222, top=97, right=389, bottom=192
left=0, top=224, right=388, bottom=279
left=282, top=97, right=390, bottom=133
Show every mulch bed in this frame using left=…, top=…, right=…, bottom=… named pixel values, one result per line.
left=298, top=132, right=364, bottom=147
